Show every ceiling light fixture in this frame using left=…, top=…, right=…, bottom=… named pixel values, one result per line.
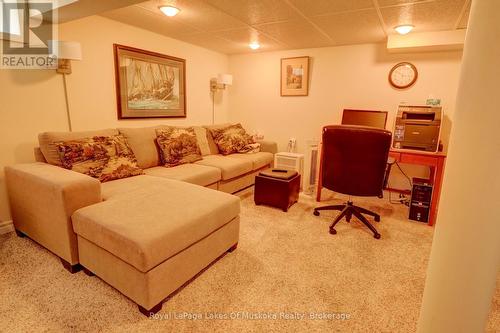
left=249, top=42, right=260, bottom=50
left=159, top=5, right=180, bottom=17
left=394, top=24, right=414, bottom=35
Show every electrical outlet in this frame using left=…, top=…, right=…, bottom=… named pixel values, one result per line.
left=287, top=138, right=297, bottom=152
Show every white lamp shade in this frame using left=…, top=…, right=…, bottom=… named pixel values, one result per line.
left=49, top=40, right=82, bottom=60
left=217, top=73, right=233, bottom=86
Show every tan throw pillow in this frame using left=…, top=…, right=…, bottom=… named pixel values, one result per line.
left=156, top=127, right=202, bottom=167
left=56, top=135, right=144, bottom=182
left=209, top=123, right=255, bottom=155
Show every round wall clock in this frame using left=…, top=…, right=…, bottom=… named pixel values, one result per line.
left=388, top=62, right=418, bottom=89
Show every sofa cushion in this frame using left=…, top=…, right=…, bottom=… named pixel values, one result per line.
left=192, top=126, right=212, bottom=156
left=119, top=126, right=211, bottom=168
left=208, top=124, right=254, bottom=155
left=72, top=178, right=240, bottom=272
left=227, top=152, right=274, bottom=170
left=118, top=127, right=160, bottom=169
left=101, top=175, right=161, bottom=200
left=156, top=127, right=202, bottom=167
left=39, top=129, right=119, bottom=166
left=144, top=164, right=221, bottom=186
left=56, top=135, right=143, bottom=182
left=194, top=155, right=252, bottom=180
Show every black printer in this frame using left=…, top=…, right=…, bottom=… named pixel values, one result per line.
left=393, top=105, right=442, bottom=152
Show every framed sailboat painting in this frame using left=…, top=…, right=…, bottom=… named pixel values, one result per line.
left=114, top=44, right=186, bottom=119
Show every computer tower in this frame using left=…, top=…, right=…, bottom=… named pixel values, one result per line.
left=409, top=177, right=433, bottom=222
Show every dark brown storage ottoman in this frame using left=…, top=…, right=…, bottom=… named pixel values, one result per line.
left=254, top=169, right=301, bottom=212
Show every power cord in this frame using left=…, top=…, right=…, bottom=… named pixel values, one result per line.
left=387, top=161, right=412, bottom=206
left=395, top=161, right=412, bottom=188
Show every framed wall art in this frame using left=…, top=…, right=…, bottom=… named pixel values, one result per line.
left=280, top=56, right=310, bottom=96
left=114, top=44, right=186, bottom=119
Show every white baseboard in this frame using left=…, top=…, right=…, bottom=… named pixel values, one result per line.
left=0, top=220, right=14, bottom=235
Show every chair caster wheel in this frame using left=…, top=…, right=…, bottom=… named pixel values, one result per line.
left=313, top=210, right=320, bottom=216
left=375, top=216, right=380, bottom=222
left=374, top=233, right=381, bottom=239
left=329, top=228, right=337, bottom=235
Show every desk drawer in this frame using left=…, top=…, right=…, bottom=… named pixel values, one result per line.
left=389, top=151, right=401, bottom=161
left=400, top=153, right=438, bottom=166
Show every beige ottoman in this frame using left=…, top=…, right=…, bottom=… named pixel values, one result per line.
left=72, top=179, right=240, bottom=315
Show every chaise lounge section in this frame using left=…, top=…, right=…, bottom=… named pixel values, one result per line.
left=73, top=176, right=240, bottom=315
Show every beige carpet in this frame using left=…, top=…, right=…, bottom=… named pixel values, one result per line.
left=1, top=189, right=498, bottom=332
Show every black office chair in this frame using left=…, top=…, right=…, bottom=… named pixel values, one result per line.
left=313, top=125, right=392, bottom=239
left=341, top=109, right=394, bottom=191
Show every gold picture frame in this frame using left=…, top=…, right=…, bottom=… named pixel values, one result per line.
left=114, top=44, right=186, bottom=119
left=280, top=56, right=310, bottom=96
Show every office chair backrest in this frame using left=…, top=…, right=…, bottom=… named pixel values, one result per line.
left=341, top=109, right=388, bottom=129
left=321, top=125, right=392, bottom=197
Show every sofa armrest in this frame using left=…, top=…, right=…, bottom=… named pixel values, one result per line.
left=257, top=140, right=278, bottom=154
left=5, top=162, right=101, bottom=264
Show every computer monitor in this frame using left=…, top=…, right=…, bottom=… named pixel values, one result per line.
left=341, top=109, right=388, bottom=129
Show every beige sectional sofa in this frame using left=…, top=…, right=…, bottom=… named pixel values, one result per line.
left=5, top=124, right=276, bottom=315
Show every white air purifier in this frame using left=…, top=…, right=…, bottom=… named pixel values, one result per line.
left=303, top=140, right=319, bottom=195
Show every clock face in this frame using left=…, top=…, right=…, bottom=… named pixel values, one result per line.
left=389, top=62, right=418, bottom=89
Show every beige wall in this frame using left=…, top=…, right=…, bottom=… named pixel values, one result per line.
left=0, top=15, right=229, bottom=222
left=228, top=43, right=462, bottom=189
left=228, top=43, right=462, bottom=152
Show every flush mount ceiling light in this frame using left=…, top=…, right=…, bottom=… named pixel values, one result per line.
left=159, top=5, right=180, bottom=17
left=394, top=25, right=414, bottom=35
left=249, top=42, right=260, bottom=50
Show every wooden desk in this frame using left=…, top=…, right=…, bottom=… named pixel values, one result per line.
left=387, top=149, right=446, bottom=226
left=316, top=148, right=446, bottom=226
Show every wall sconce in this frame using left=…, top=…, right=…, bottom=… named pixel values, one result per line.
left=50, top=40, right=82, bottom=74
left=210, top=73, right=233, bottom=92
left=49, top=40, right=82, bottom=131
left=210, top=73, right=232, bottom=124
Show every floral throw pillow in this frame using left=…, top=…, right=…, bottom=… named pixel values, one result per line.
left=209, top=124, right=255, bottom=155
left=56, top=135, right=144, bottom=182
left=156, top=127, right=202, bottom=167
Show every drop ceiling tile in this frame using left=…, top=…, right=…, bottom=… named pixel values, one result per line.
left=377, top=0, right=431, bottom=7
left=101, top=5, right=198, bottom=37
left=287, top=0, right=373, bottom=17
left=381, top=0, right=465, bottom=32
left=215, top=28, right=286, bottom=52
left=101, top=0, right=470, bottom=55
left=254, top=20, right=334, bottom=49
left=205, top=0, right=302, bottom=25
left=311, top=9, right=386, bottom=45
left=179, top=33, right=243, bottom=54
left=137, top=0, right=247, bottom=32
left=457, top=0, right=470, bottom=29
